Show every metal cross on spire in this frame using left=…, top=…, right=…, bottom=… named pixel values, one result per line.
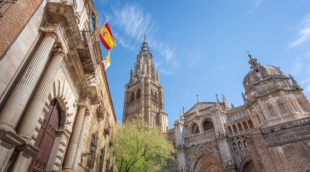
left=143, top=33, right=146, bottom=42
left=246, top=51, right=252, bottom=59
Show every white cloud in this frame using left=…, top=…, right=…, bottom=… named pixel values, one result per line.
left=244, top=0, right=261, bottom=17
left=290, top=14, right=310, bottom=47
left=291, top=61, right=303, bottom=74
left=301, top=77, right=310, bottom=84
left=105, top=4, right=179, bottom=75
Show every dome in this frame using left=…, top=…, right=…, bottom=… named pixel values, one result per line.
left=243, top=64, right=285, bottom=91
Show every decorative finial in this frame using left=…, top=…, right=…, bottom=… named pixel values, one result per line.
left=231, top=103, right=235, bottom=109
left=246, top=51, right=252, bottom=59
left=197, top=95, right=200, bottom=102
left=183, top=107, right=185, bottom=114
left=216, top=94, right=220, bottom=103
left=289, top=74, right=300, bottom=88
left=179, top=111, right=182, bottom=118
left=143, top=33, right=146, bottom=42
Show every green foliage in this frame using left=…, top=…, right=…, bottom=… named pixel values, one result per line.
left=270, top=128, right=275, bottom=133
left=114, top=117, right=175, bottom=172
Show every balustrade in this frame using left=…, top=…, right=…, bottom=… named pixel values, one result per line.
left=185, top=130, right=216, bottom=146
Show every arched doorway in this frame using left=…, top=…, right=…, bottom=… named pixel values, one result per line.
left=242, top=160, right=256, bottom=172
left=27, top=99, right=61, bottom=172
left=193, top=155, right=224, bottom=172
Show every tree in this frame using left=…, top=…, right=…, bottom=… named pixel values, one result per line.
left=114, top=117, right=175, bottom=172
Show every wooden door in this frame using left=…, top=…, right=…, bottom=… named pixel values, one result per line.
left=27, top=99, right=60, bottom=172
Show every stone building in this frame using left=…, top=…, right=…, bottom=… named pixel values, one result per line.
left=123, top=38, right=169, bottom=132
left=0, top=0, right=116, bottom=171
left=165, top=54, right=310, bottom=172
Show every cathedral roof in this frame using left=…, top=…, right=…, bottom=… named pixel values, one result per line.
left=243, top=55, right=285, bottom=91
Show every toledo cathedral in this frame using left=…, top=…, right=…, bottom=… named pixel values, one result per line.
left=124, top=40, right=310, bottom=172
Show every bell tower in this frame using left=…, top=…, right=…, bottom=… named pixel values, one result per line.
left=123, top=37, right=169, bottom=132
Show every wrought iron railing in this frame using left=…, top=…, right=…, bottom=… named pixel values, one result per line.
left=0, top=0, right=17, bottom=17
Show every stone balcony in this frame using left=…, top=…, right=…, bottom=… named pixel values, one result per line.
left=184, top=129, right=216, bottom=147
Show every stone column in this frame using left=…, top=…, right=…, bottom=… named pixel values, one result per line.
left=0, top=31, right=57, bottom=132
left=17, top=49, right=65, bottom=141
left=63, top=105, right=87, bottom=171
left=72, top=111, right=90, bottom=170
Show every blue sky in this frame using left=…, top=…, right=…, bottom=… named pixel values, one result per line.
left=93, top=0, right=310, bottom=128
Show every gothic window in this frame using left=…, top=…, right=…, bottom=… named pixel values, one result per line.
left=130, top=92, right=134, bottom=102
left=238, top=141, right=242, bottom=149
left=136, top=89, right=140, bottom=98
left=233, top=125, right=238, bottom=133
left=248, top=120, right=254, bottom=128
left=203, top=119, right=214, bottom=131
left=243, top=140, right=247, bottom=148
left=237, top=123, right=243, bottom=131
left=87, top=14, right=96, bottom=32
left=233, top=143, right=237, bottom=150
left=261, top=111, right=266, bottom=120
left=278, top=102, right=287, bottom=114
left=256, top=114, right=262, bottom=125
left=87, top=132, right=98, bottom=168
left=243, top=121, right=248, bottom=130
left=192, top=123, right=199, bottom=134
left=98, top=148, right=105, bottom=172
left=268, top=106, right=276, bottom=117
left=227, top=126, right=233, bottom=134
left=298, top=101, right=306, bottom=111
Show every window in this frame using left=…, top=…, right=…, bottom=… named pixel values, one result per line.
left=136, top=89, right=140, bottom=98
left=257, top=115, right=262, bottom=124
left=130, top=92, right=134, bottom=102
left=238, top=141, right=242, bottom=149
left=87, top=132, right=98, bottom=168
left=243, top=140, right=247, bottom=148
left=192, top=123, right=199, bottom=134
left=278, top=102, right=287, bottom=114
left=87, top=14, right=96, bottom=32
left=203, top=119, right=214, bottom=131
left=268, top=106, right=276, bottom=117
left=233, top=143, right=237, bottom=150
left=298, top=101, right=306, bottom=111
left=98, top=148, right=105, bottom=172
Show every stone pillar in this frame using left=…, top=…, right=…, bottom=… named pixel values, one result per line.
left=63, top=105, right=87, bottom=171
left=17, top=49, right=65, bottom=141
left=246, top=136, right=263, bottom=172
left=0, top=31, right=57, bottom=132
left=72, top=111, right=90, bottom=170
left=231, top=125, right=235, bottom=135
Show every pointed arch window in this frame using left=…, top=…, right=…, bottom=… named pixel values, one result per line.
left=268, top=106, right=276, bottom=117
left=278, top=102, right=287, bottom=114
left=136, top=89, right=140, bottom=98
left=256, top=114, right=262, bottom=124
left=238, top=141, right=242, bottom=149
left=203, top=119, right=214, bottom=131
left=298, top=101, right=306, bottom=111
left=243, top=140, right=247, bottom=148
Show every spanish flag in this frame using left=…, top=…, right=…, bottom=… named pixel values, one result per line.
left=103, top=51, right=111, bottom=70
left=99, top=22, right=116, bottom=50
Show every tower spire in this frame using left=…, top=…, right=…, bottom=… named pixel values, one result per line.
left=216, top=94, right=220, bottom=103
left=197, top=95, right=200, bottom=102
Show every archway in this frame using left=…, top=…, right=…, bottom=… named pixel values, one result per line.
left=192, top=123, right=200, bottom=134
left=193, top=154, right=224, bottom=172
left=242, top=160, right=256, bottom=172
left=202, top=118, right=214, bottom=132
left=27, top=99, right=61, bottom=172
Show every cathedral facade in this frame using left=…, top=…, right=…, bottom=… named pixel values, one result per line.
left=0, top=0, right=116, bottom=171
left=123, top=39, right=169, bottom=132
left=162, top=55, right=310, bottom=172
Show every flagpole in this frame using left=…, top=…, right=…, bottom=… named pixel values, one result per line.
left=88, top=19, right=108, bottom=42
left=96, top=47, right=113, bottom=70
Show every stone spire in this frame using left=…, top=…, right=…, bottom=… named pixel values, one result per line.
left=289, top=74, right=300, bottom=88
left=183, top=107, right=185, bottom=115
left=216, top=94, right=220, bottom=103
left=242, top=92, right=247, bottom=104
left=157, top=71, right=160, bottom=82
left=179, top=111, right=182, bottom=118
left=231, top=103, right=235, bottom=109
left=197, top=95, right=200, bottom=102
left=129, top=69, right=133, bottom=83
left=222, top=94, right=229, bottom=109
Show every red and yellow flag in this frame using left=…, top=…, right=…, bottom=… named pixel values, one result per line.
left=99, top=22, right=116, bottom=50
